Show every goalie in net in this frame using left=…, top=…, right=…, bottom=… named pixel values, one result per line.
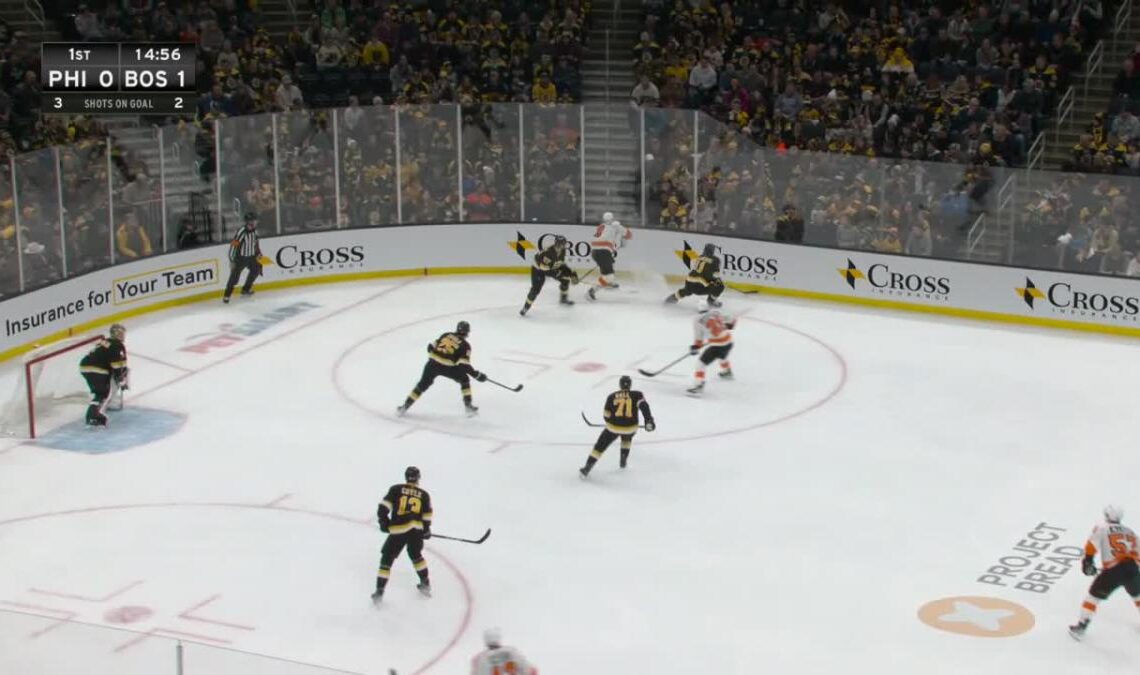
left=79, top=323, right=129, bottom=427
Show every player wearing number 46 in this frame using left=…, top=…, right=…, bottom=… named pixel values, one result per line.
left=372, top=466, right=433, bottom=607
left=665, top=242, right=725, bottom=308
left=1068, top=504, right=1140, bottom=640
left=397, top=321, right=487, bottom=417
left=79, top=323, right=129, bottom=427
left=687, top=305, right=735, bottom=396
left=579, top=376, right=654, bottom=479
left=470, top=628, right=538, bottom=675
left=519, top=235, right=578, bottom=316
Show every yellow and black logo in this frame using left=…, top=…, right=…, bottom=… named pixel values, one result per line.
left=837, top=259, right=865, bottom=289
left=508, top=232, right=535, bottom=260
left=1016, top=277, right=1045, bottom=309
left=674, top=240, right=700, bottom=269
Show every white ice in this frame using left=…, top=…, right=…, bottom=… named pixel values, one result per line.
left=1, top=274, right=1139, bottom=675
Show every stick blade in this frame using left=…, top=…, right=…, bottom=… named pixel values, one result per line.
left=637, top=368, right=657, bottom=377
left=511, top=384, right=524, bottom=392
left=476, top=528, right=492, bottom=543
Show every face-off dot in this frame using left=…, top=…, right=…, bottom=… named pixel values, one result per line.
left=103, top=605, right=154, bottom=624
left=571, top=362, right=606, bottom=372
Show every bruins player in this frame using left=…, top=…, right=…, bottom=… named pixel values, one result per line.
left=397, top=321, right=487, bottom=417
left=78, top=324, right=129, bottom=427
left=579, top=375, right=655, bottom=478
left=372, top=466, right=433, bottom=606
left=665, top=242, right=724, bottom=307
left=520, top=235, right=578, bottom=316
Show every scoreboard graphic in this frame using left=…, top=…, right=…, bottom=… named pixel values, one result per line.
left=41, top=43, right=196, bottom=115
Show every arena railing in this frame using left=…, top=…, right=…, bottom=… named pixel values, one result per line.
left=3, top=104, right=1140, bottom=303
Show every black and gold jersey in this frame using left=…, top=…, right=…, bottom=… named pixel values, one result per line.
left=686, top=255, right=721, bottom=285
left=79, top=337, right=127, bottom=378
left=378, top=483, right=434, bottom=535
left=427, top=331, right=472, bottom=368
left=533, top=244, right=566, bottom=272
left=603, top=389, right=653, bottom=434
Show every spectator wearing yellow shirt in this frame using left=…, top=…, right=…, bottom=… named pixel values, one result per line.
left=532, top=75, right=558, bottom=103
left=116, top=211, right=153, bottom=259
left=361, top=38, right=390, bottom=66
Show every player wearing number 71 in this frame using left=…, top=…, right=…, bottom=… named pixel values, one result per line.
left=372, top=466, right=433, bottom=607
left=579, top=375, right=655, bottom=478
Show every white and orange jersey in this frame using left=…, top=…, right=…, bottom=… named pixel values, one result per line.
left=592, top=220, right=631, bottom=252
left=471, top=646, right=536, bottom=675
left=1085, top=522, right=1140, bottom=569
left=693, top=310, right=735, bottom=348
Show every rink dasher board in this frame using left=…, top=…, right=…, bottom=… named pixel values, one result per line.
left=2, top=223, right=1140, bottom=361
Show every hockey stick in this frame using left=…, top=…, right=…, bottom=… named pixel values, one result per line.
left=430, top=528, right=492, bottom=544
left=728, top=284, right=760, bottom=295
left=581, top=412, right=648, bottom=429
left=576, top=267, right=598, bottom=283
left=637, top=352, right=691, bottom=378
left=485, top=377, right=523, bottom=392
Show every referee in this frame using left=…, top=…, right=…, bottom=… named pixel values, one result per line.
left=223, top=212, right=263, bottom=303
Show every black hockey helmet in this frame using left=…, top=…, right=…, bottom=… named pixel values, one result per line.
left=619, top=375, right=632, bottom=391
left=456, top=320, right=471, bottom=337
left=553, top=235, right=568, bottom=247
left=405, top=466, right=421, bottom=483
left=702, top=242, right=717, bottom=257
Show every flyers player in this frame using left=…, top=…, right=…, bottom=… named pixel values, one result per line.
left=586, top=212, right=631, bottom=302
left=665, top=242, right=725, bottom=307
left=470, top=628, right=537, bottom=675
left=1069, top=504, right=1140, bottom=640
left=579, top=375, right=655, bottom=478
left=687, top=305, right=735, bottom=396
left=397, top=321, right=487, bottom=417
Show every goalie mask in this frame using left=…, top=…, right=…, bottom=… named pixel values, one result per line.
left=109, top=324, right=126, bottom=341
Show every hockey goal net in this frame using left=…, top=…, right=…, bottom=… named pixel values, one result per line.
left=0, top=335, right=102, bottom=438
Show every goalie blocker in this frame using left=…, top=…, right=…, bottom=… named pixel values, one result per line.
left=78, top=323, right=129, bottom=427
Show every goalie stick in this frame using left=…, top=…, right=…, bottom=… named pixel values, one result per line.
left=430, top=528, right=492, bottom=544
left=636, top=352, right=691, bottom=378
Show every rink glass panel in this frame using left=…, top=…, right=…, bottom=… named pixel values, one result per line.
left=396, top=105, right=460, bottom=224
left=216, top=113, right=279, bottom=235
left=647, top=109, right=696, bottom=231
left=522, top=103, right=583, bottom=224
left=276, top=111, right=338, bottom=233
left=109, top=132, right=164, bottom=258
left=460, top=103, right=522, bottom=224
left=335, top=105, right=398, bottom=228
left=58, top=140, right=113, bottom=275
left=0, top=159, right=16, bottom=298
left=12, top=149, right=65, bottom=292
left=158, top=121, right=219, bottom=251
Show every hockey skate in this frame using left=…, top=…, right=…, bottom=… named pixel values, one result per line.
left=396, top=404, right=409, bottom=417
left=240, top=289, right=255, bottom=297
left=686, top=382, right=705, bottom=397
left=619, top=453, right=629, bottom=469
left=370, top=590, right=384, bottom=607
left=465, top=403, right=479, bottom=417
left=719, top=369, right=734, bottom=379
left=578, top=465, right=591, bottom=479
left=707, top=297, right=722, bottom=308
left=586, top=287, right=597, bottom=301
left=416, top=582, right=432, bottom=598
left=1068, top=620, right=1088, bottom=641
left=560, top=295, right=575, bottom=306
left=222, top=296, right=231, bottom=304
left=664, top=294, right=679, bottom=304
left=519, top=305, right=529, bottom=317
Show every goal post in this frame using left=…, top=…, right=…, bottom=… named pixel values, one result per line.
left=0, top=335, right=102, bottom=439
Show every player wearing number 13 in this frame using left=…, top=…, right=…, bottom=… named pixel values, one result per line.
left=372, top=466, right=433, bottom=607
left=397, top=321, right=487, bottom=417
left=579, top=375, right=654, bottom=478
left=1068, top=504, right=1140, bottom=640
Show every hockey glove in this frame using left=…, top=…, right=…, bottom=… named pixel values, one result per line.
left=116, top=367, right=130, bottom=390
left=689, top=343, right=701, bottom=355
left=474, top=371, right=488, bottom=382
left=644, top=420, right=656, bottom=432
left=379, top=517, right=390, bottom=534
left=1082, top=556, right=1097, bottom=576
left=422, top=526, right=432, bottom=540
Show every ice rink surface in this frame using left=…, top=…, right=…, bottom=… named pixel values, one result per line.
left=1, top=274, right=1139, bottom=674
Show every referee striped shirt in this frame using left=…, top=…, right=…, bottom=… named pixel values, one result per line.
left=230, top=228, right=260, bottom=260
